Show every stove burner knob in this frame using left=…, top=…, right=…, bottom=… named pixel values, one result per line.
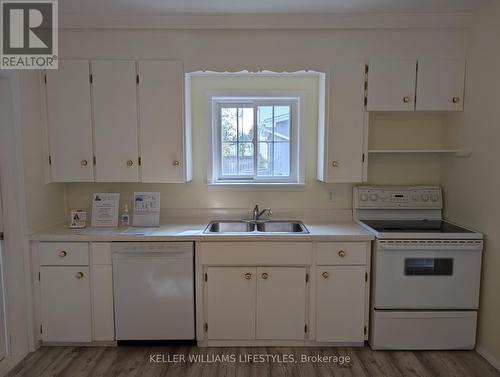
left=360, top=193, right=368, bottom=201
left=370, top=194, right=378, bottom=201
left=421, top=194, right=430, bottom=202
left=431, top=194, right=439, bottom=202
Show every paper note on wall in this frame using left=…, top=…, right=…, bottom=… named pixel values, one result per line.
left=133, top=192, right=160, bottom=227
left=91, top=193, right=119, bottom=227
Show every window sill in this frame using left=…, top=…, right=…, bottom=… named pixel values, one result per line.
left=207, top=182, right=307, bottom=191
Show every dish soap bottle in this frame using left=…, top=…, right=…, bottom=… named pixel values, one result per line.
left=121, top=204, right=130, bottom=226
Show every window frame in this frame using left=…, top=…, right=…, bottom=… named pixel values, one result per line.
left=210, top=95, right=302, bottom=185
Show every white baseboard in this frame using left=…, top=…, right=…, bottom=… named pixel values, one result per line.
left=476, top=346, right=500, bottom=371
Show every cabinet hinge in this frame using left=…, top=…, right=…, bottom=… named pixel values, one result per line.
left=38, top=272, right=40, bottom=281
left=44, top=74, right=47, bottom=84
left=365, top=272, right=368, bottom=282
left=364, top=326, right=367, bottom=335
left=136, top=74, right=139, bottom=84
left=48, top=155, right=52, bottom=165
left=305, top=273, right=309, bottom=283
left=204, top=273, right=207, bottom=282
left=304, top=324, right=308, bottom=333
left=364, top=97, right=368, bottom=106
left=204, top=323, right=208, bottom=332
left=40, top=324, right=43, bottom=334
left=362, top=153, right=365, bottom=163
left=89, top=74, right=93, bottom=84
left=365, top=64, right=369, bottom=74
left=93, top=156, right=96, bottom=165
left=138, top=157, right=142, bottom=166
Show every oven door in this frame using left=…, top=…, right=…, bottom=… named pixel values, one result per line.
left=373, top=239, right=482, bottom=309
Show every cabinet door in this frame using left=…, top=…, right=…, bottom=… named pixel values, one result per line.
left=316, top=266, right=366, bottom=343
left=318, top=60, right=367, bottom=183
left=138, top=60, right=188, bottom=183
left=256, top=267, right=307, bottom=340
left=416, top=59, right=465, bottom=111
left=92, top=60, right=139, bottom=182
left=40, top=266, right=91, bottom=342
left=206, top=267, right=256, bottom=340
left=367, top=59, right=417, bottom=111
left=45, top=60, right=94, bottom=182
left=91, top=265, right=114, bottom=341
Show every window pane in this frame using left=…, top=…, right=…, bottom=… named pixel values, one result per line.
left=257, top=106, right=273, bottom=141
left=221, top=142, right=237, bottom=175
left=238, top=107, right=254, bottom=141
left=274, top=106, right=291, bottom=140
left=258, top=142, right=273, bottom=176
left=221, top=107, right=237, bottom=141
left=238, top=143, right=254, bottom=176
left=273, top=142, right=290, bottom=176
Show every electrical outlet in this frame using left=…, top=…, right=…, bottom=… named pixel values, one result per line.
left=328, top=190, right=335, bottom=202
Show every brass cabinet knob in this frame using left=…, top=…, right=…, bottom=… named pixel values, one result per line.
left=261, top=272, right=269, bottom=280
left=403, top=96, right=411, bottom=103
left=452, top=96, right=461, bottom=103
left=244, top=272, right=252, bottom=280
left=126, top=160, right=134, bottom=167
left=332, top=161, right=339, bottom=168
left=321, top=271, right=329, bottom=279
left=76, top=272, right=84, bottom=279
left=58, top=250, right=67, bottom=257
left=338, top=250, right=346, bottom=258
left=80, top=159, right=88, bottom=166
left=173, top=160, right=180, bottom=166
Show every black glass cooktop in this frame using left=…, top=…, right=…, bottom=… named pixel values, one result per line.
left=360, top=220, right=473, bottom=233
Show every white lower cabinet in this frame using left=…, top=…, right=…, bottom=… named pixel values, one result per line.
left=199, top=241, right=370, bottom=345
left=256, top=267, right=306, bottom=340
left=40, top=266, right=92, bottom=342
left=38, top=241, right=114, bottom=344
left=206, top=267, right=256, bottom=340
left=206, top=266, right=307, bottom=341
left=316, top=265, right=366, bottom=343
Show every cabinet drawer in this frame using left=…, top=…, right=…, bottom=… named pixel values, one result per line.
left=39, top=242, right=89, bottom=266
left=316, top=242, right=367, bottom=265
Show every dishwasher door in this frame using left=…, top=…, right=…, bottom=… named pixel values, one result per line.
left=112, top=242, right=195, bottom=340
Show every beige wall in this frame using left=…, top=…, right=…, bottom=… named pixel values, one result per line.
left=441, top=0, right=500, bottom=364
left=19, top=73, right=66, bottom=232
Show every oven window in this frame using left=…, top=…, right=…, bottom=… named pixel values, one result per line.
left=404, top=258, right=453, bottom=276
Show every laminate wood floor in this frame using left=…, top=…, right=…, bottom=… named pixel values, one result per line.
left=6, top=346, right=500, bottom=377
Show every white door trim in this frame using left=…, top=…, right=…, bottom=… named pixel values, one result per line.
left=0, top=72, right=34, bottom=357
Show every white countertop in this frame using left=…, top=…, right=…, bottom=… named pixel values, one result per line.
left=30, top=221, right=374, bottom=242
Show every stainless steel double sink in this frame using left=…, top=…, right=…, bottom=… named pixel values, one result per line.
left=204, top=220, right=309, bottom=234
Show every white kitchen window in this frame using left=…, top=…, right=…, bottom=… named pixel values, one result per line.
left=210, top=96, right=302, bottom=185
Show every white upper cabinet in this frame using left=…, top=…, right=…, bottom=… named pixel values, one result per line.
left=318, top=60, right=367, bottom=183
left=367, top=59, right=417, bottom=111
left=92, top=60, right=139, bottom=182
left=416, top=59, right=465, bottom=111
left=138, top=60, right=190, bottom=183
left=45, top=60, right=94, bottom=182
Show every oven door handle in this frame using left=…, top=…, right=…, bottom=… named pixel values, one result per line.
left=378, top=242, right=482, bottom=252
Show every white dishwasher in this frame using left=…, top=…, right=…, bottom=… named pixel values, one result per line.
left=112, top=242, right=195, bottom=340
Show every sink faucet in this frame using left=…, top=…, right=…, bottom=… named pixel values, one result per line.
left=252, top=204, right=272, bottom=222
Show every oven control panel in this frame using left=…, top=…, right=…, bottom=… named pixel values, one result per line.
left=354, top=186, right=442, bottom=208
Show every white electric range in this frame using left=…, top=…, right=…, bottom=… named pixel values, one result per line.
left=353, top=186, right=483, bottom=350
